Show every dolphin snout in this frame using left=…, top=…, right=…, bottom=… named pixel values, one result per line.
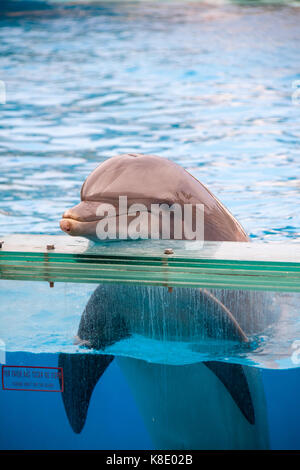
left=59, top=212, right=99, bottom=239
left=62, top=209, right=74, bottom=220
left=61, top=206, right=83, bottom=221
left=60, top=218, right=72, bottom=233
left=60, top=204, right=85, bottom=235
left=60, top=205, right=84, bottom=234
left=60, top=201, right=104, bottom=238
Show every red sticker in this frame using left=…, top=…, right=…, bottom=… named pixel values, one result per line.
left=2, top=365, right=64, bottom=392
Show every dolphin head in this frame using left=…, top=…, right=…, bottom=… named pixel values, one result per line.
left=60, top=153, right=249, bottom=241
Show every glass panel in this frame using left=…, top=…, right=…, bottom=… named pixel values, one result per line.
left=1, top=235, right=300, bottom=292
left=1, top=279, right=300, bottom=449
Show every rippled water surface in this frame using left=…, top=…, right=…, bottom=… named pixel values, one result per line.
left=0, top=0, right=300, bottom=240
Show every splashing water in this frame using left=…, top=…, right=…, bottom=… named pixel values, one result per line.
left=0, top=280, right=299, bottom=369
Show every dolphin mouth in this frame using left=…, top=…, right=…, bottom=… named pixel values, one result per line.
left=59, top=197, right=163, bottom=234
left=59, top=200, right=150, bottom=238
left=61, top=201, right=106, bottom=223
left=60, top=201, right=108, bottom=236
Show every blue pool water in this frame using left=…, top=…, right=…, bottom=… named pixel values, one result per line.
left=1, top=350, right=300, bottom=449
left=0, top=0, right=300, bottom=240
left=1, top=0, right=300, bottom=450
left=1, top=280, right=300, bottom=449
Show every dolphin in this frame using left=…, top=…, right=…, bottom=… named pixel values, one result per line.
left=58, top=284, right=271, bottom=448
left=60, top=153, right=249, bottom=242
left=58, top=153, right=271, bottom=449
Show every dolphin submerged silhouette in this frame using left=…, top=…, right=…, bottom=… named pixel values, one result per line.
left=58, top=154, right=271, bottom=449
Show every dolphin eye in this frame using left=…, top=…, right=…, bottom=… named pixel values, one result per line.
left=158, top=200, right=173, bottom=207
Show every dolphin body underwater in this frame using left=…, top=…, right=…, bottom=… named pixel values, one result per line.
left=58, top=154, right=271, bottom=449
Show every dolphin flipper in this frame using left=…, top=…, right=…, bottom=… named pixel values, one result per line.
left=58, top=286, right=131, bottom=434
left=58, top=353, right=114, bottom=433
left=203, top=361, right=255, bottom=425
